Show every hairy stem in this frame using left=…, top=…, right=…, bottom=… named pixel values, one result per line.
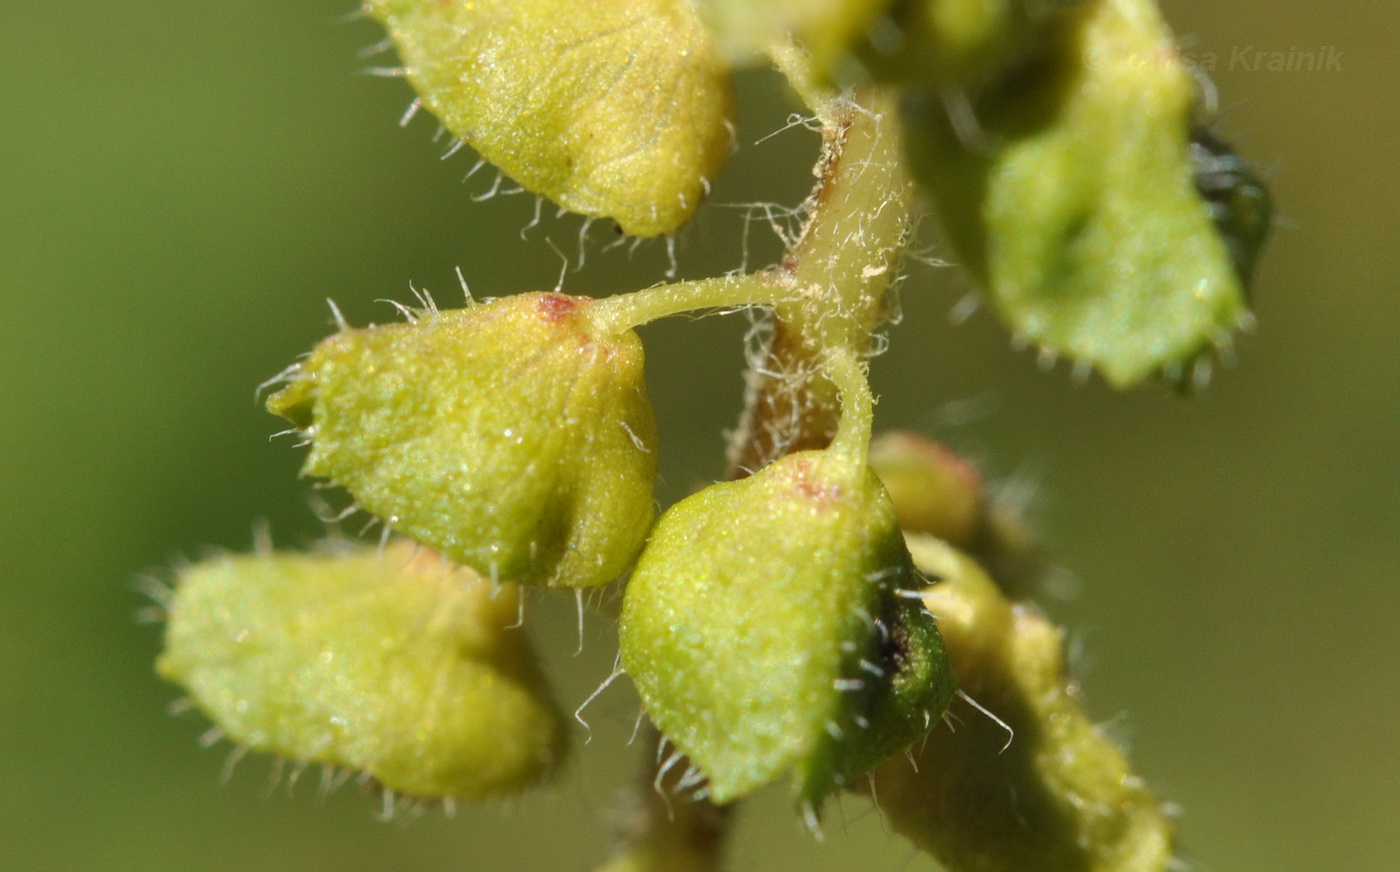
left=727, top=85, right=914, bottom=474
left=822, top=347, right=875, bottom=467
left=587, top=273, right=782, bottom=335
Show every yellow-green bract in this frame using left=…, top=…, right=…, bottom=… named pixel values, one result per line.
left=621, top=450, right=955, bottom=808
left=157, top=542, right=567, bottom=800
left=267, top=292, right=658, bottom=589
left=365, top=0, right=735, bottom=237
left=905, top=0, right=1254, bottom=388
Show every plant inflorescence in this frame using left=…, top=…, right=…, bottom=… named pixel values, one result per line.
left=152, top=1, right=1270, bottom=870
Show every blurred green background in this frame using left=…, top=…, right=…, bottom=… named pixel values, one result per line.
left=2, top=2, right=1395, bottom=870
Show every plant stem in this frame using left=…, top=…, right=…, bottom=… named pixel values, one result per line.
left=587, top=273, right=782, bottom=335
left=727, top=85, right=915, bottom=475
left=822, top=347, right=875, bottom=467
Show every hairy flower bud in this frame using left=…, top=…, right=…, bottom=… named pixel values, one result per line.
left=267, top=293, right=657, bottom=588
left=860, top=535, right=1175, bottom=871
left=621, top=450, right=955, bottom=808
left=156, top=542, right=567, bottom=800
left=365, top=0, right=734, bottom=237
left=904, top=0, right=1259, bottom=387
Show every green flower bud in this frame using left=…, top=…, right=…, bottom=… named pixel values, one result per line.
left=365, top=0, right=734, bottom=237
left=861, top=535, right=1175, bottom=872
left=267, top=293, right=658, bottom=589
left=904, top=0, right=1259, bottom=388
left=620, top=450, right=955, bottom=808
left=868, top=431, right=986, bottom=548
left=156, top=542, right=567, bottom=801
left=869, top=431, right=1051, bottom=597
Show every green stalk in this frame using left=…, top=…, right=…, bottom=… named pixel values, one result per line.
left=587, top=274, right=782, bottom=335
left=727, top=71, right=914, bottom=474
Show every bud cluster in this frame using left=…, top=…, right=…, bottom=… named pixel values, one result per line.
left=152, top=0, right=1263, bottom=866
